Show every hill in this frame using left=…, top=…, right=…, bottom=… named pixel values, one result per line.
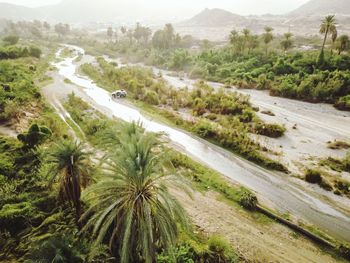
left=289, top=0, right=350, bottom=16
left=180, top=8, right=247, bottom=27
left=0, top=2, right=42, bottom=20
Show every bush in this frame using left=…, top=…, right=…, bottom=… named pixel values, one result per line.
left=206, top=235, right=237, bottom=262
left=305, top=169, right=322, bottom=184
left=254, top=123, right=285, bottom=138
left=26, top=235, right=84, bottom=263
left=17, top=124, right=52, bottom=149
left=193, top=120, right=216, bottom=138
left=238, top=190, right=258, bottom=210
left=334, top=95, right=350, bottom=111
left=143, top=90, right=160, bottom=105
left=338, top=243, right=350, bottom=260
left=29, top=46, right=42, bottom=59
left=2, top=35, right=19, bottom=46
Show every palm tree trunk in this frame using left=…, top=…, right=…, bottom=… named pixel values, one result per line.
left=321, top=28, right=329, bottom=54
left=76, top=201, right=82, bottom=229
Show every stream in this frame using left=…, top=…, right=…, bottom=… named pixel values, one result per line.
left=53, top=45, right=350, bottom=243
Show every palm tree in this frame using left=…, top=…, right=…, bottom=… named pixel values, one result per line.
left=262, top=26, right=274, bottom=55
left=81, top=123, right=190, bottom=263
left=280, top=32, right=293, bottom=52
left=242, top=28, right=251, bottom=53
left=247, top=35, right=259, bottom=54
left=319, top=15, right=337, bottom=59
left=331, top=29, right=338, bottom=54
left=336, top=35, right=350, bottom=55
left=120, top=26, right=127, bottom=35
left=48, top=140, right=93, bottom=227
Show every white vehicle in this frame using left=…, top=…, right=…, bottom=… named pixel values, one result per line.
left=111, top=89, right=127, bottom=99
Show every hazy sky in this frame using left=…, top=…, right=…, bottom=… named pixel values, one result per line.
left=3, top=0, right=310, bottom=15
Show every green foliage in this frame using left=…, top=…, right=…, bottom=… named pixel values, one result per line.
left=81, top=58, right=286, bottom=172
left=2, top=35, right=19, bottom=45
left=25, top=235, right=84, bottom=263
left=46, top=139, right=93, bottom=225
left=335, top=95, right=350, bottom=111
left=254, top=123, right=286, bottom=138
left=238, top=190, right=258, bottom=210
left=17, top=124, right=52, bottom=149
left=158, top=235, right=238, bottom=263
left=29, top=46, right=42, bottom=58
left=81, top=122, right=190, bottom=263
left=80, top=26, right=350, bottom=110
left=0, top=58, right=41, bottom=122
left=0, top=45, right=42, bottom=59
left=143, top=90, right=160, bottom=105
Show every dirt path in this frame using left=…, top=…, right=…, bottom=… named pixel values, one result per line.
left=174, top=190, right=345, bottom=263
left=0, top=125, right=18, bottom=138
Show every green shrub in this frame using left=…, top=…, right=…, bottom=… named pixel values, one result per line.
left=192, top=120, right=216, bottom=138
left=0, top=202, right=38, bottom=233
left=338, top=243, right=350, bottom=260
left=143, top=90, right=160, bottom=105
left=206, top=235, right=237, bottom=262
left=25, top=235, right=84, bottom=263
left=2, top=35, right=19, bottom=45
left=305, top=169, right=322, bottom=184
left=17, top=124, right=52, bottom=149
left=29, top=46, right=42, bottom=59
left=334, top=95, right=350, bottom=111
left=254, top=123, right=285, bottom=138
left=238, top=190, right=258, bottom=210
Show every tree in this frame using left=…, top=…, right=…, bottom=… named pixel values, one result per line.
left=2, top=35, right=19, bottom=45
left=81, top=122, right=190, bottom=263
left=280, top=32, right=293, bottom=52
left=126, top=29, right=133, bottom=44
left=331, top=28, right=338, bottom=54
left=262, top=26, right=274, bottom=55
left=55, top=23, right=70, bottom=37
left=336, top=34, right=350, bottom=55
left=120, top=26, right=127, bottom=35
left=133, top=23, right=152, bottom=44
left=29, top=46, right=42, bottom=58
left=107, top=27, right=113, bottom=41
left=319, top=15, right=337, bottom=61
left=43, top=21, right=51, bottom=31
left=229, top=30, right=243, bottom=54
left=48, top=140, right=93, bottom=227
left=242, top=28, right=251, bottom=53
left=247, top=34, right=260, bottom=54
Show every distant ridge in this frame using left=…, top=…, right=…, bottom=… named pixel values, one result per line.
left=0, top=2, right=42, bottom=20
left=180, top=8, right=247, bottom=27
left=288, top=0, right=350, bottom=17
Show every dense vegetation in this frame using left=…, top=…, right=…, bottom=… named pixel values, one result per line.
left=80, top=57, right=287, bottom=172
left=1, top=17, right=350, bottom=262
left=0, top=44, right=240, bottom=261
left=75, top=18, right=350, bottom=111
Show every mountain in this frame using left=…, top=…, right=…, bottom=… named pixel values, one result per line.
left=288, top=0, right=350, bottom=17
left=0, top=3, right=42, bottom=20
left=180, top=8, right=247, bottom=27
